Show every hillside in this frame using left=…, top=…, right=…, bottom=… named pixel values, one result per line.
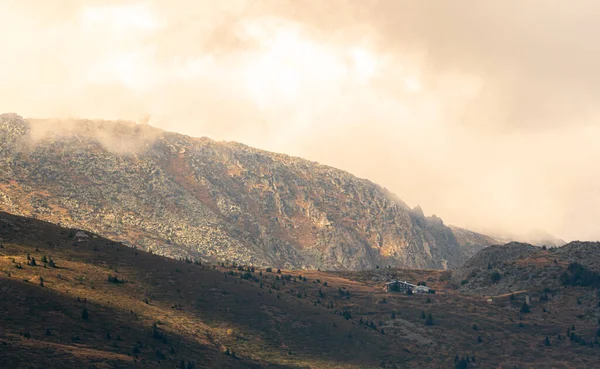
left=0, top=113, right=494, bottom=270
left=454, top=241, right=600, bottom=296
left=2, top=211, right=600, bottom=368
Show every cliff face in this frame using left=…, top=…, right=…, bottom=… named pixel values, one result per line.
left=449, top=225, right=500, bottom=259
left=0, top=114, right=491, bottom=270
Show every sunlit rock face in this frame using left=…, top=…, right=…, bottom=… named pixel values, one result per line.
left=0, top=114, right=493, bottom=270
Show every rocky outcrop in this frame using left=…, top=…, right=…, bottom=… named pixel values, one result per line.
left=0, top=114, right=492, bottom=270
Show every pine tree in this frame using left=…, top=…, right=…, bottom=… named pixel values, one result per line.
left=425, top=313, right=433, bottom=326
left=520, top=301, right=530, bottom=313
left=545, top=336, right=550, bottom=346
left=420, top=310, right=426, bottom=319
left=81, top=308, right=89, bottom=320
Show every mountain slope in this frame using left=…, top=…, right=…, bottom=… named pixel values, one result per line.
left=0, top=113, right=490, bottom=270
left=2, top=211, right=600, bottom=368
left=448, top=225, right=499, bottom=259
left=0, top=211, right=409, bottom=368
left=453, top=241, right=600, bottom=296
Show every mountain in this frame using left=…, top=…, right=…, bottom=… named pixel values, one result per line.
left=484, top=228, right=566, bottom=248
left=0, top=113, right=493, bottom=270
left=448, top=225, right=499, bottom=259
left=2, top=211, right=600, bottom=368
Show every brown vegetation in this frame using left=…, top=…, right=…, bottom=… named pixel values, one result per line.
left=1, top=212, right=599, bottom=368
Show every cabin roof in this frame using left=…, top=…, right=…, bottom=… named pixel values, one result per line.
left=385, top=280, right=416, bottom=287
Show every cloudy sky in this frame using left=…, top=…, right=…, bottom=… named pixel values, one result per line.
left=1, top=0, right=600, bottom=241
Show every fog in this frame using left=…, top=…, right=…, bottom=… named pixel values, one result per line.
left=1, top=0, right=599, bottom=241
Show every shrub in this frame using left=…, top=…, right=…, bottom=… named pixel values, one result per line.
left=425, top=313, right=433, bottom=326
left=107, top=275, right=123, bottom=284
left=560, top=262, right=600, bottom=288
left=490, top=271, right=501, bottom=283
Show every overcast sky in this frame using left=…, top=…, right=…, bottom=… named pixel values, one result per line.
left=1, top=0, right=599, bottom=241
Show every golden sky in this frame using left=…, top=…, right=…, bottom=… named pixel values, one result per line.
left=1, top=0, right=600, bottom=241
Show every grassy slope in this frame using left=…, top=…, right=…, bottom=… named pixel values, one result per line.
left=0, top=212, right=599, bottom=368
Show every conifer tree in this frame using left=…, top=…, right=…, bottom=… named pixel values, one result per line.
left=425, top=313, right=433, bottom=326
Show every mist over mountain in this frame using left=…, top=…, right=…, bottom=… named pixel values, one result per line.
left=485, top=228, right=566, bottom=248
left=0, top=113, right=494, bottom=270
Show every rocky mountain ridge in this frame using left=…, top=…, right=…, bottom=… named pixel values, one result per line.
left=0, top=113, right=494, bottom=270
